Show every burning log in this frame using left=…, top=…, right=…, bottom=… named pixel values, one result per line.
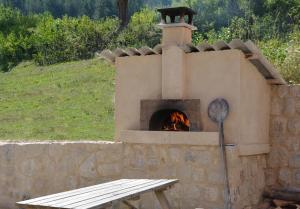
left=162, top=111, right=190, bottom=131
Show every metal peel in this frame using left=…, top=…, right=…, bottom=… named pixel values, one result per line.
left=208, top=98, right=231, bottom=209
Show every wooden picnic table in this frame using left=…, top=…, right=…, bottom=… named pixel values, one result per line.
left=16, top=179, right=179, bottom=209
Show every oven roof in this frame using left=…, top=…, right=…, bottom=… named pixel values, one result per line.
left=98, top=39, right=286, bottom=85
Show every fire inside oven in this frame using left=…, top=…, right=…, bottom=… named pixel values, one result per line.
left=149, top=109, right=190, bottom=131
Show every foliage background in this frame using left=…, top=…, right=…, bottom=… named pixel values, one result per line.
left=0, top=0, right=299, bottom=83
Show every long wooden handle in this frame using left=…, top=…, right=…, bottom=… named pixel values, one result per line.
left=219, top=122, right=231, bottom=209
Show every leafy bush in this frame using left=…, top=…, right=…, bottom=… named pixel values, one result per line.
left=0, top=5, right=37, bottom=72
left=33, top=15, right=120, bottom=65
left=257, top=29, right=300, bottom=84
left=115, top=8, right=161, bottom=48
left=279, top=29, right=300, bottom=84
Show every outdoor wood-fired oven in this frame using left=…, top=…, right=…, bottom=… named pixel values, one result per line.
left=100, top=6, right=285, bottom=143
left=99, top=5, right=287, bottom=209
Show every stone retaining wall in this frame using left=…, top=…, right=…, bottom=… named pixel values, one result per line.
left=0, top=142, right=123, bottom=209
left=0, top=141, right=267, bottom=209
left=267, top=85, right=300, bottom=188
left=122, top=143, right=224, bottom=209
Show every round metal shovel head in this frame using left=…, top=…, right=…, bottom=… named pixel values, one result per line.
left=208, top=98, right=229, bottom=123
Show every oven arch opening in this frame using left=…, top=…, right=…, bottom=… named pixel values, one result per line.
left=149, top=109, right=190, bottom=131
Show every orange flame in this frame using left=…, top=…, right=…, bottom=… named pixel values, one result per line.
left=163, top=112, right=190, bottom=131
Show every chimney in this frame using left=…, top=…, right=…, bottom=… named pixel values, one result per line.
left=157, top=7, right=197, bottom=99
left=158, top=7, right=197, bottom=45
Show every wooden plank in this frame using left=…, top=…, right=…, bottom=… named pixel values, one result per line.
left=17, top=179, right=135, bottom=206
left=18, top=179, right=132, bottom=205
left=155, top=190, right=173, bottom=209
left=38, top=179, right=148, bottom=206
left=57, top=180, right=164, bottom=208
left=72, top=179, right=178, bottom=209
left=42, top=179, right=151, bottom=207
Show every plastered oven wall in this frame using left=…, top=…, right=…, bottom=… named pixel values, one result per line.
left=115, top=49, right=271, bottom=146
left=115, top=54, right=162, bottom=140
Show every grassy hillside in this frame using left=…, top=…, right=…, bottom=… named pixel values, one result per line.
left=0, top=59, right=115, bottom=141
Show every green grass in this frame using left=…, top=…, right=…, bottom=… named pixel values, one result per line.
left=0, top=59, right=115, bottom=141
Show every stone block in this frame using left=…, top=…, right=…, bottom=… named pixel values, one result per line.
left=146, top=158, right=161, bottom=170
left=295, top=170, right=300, bottom=184
left=270, top=116, right=287, bottom=137
left=64, top=175, right=78, bottom=190
left=96, top=149, right=121, bottom=163
left=287, top=118, right=300, bottom=135
left=123, top=144, right=133, bottom=157
left=228, top=167, right=242, bottom=187
left=277, top=85, right=289, bottom=98
left=0, top=144, right=15, bottom=167
left=289, top=154, right=300, bottom=168
left=49, top=143, right=67, bottom=162
left=268, top=146, right=289, bottom=168
left=79, top=154, right=97, bottom=179
left=254, top=167, right=266, bottom=190
left=284, top=136, right=300, bottom=151
left=19, top=159, right=40, bottom=177
left=145, top=145, right=160, bottom=159
left=123, top=168, right=150, bottom=179
left=176, top=163, right=192, bottom=180
left=260, top=155, right=267, bottom=169
left=184, top=149, right=212, bottom=165
left=208, top=166, right=225, bottom=185
left=271, top=136, right=286, bottom=145
left=128, top=154, right=145, bottom=169
left=97, top=164, right=121, bottom=177
left=55, top=152, right=79, bottom=176
left=225, top=146, right=240, bottom=168
left=152, top=165, right=177, bottom=178
left=279, top=168, right=292, bottom=185
left=158, top=146, right=168, bottom=164
left=191, top=167, right=206, bottom=182
left=14, top=143, right=48, bottom=160
left=168, top=147, right=184, bottom=163
left=283, top=98, right=296, bottom=116
left=204, top=186, right=221, bottom=202
left=290, top=85, right=300, bottom=97
left=295, top=98, right=300, bottom=114
left=271, top=98, right=283, bottom=115
left=182, top=183, right=204, bottom=201
left=66, top=143, right=93, bottom=164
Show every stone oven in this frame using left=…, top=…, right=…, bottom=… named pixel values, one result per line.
left=100, top=6, right=285, bottom=145
left=100, top=6, right=286, bottom=209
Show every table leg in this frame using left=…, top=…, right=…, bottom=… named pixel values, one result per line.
left=123, top=200, right=138, bottom=209
left=111, top=201, right=121, bottom=209
left=155, top=190, right=173, bottom=209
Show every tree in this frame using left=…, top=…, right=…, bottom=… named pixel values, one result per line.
left=117, top=0, right=128, bottom=26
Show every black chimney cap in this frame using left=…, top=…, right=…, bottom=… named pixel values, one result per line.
left=157, top=7, right=197, bottom=25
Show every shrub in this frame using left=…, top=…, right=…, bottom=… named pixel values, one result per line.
left=115, top=8, right=161, bottom=48
left=280, top=29, right=300, bottom=84
left=258, top=29, right=300, bottom=84
left=0, top=5, right=37, bottom=72
left=33, top=15, right=120, bottom=65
